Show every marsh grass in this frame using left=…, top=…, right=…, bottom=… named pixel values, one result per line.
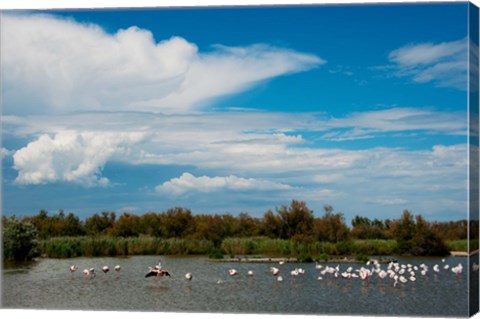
left=446, top=239, right=478, bottom=252
left=39, top=236, right=214, bottom=258
left=39, top=236, right=462, bottom=259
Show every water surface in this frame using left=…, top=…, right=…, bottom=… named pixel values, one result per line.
left=1, top=255, right=470, bottom=316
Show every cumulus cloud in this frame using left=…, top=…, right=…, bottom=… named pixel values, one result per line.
left=388, top=38, right=468, bottom=89
left=2, top=14, right=324, bottom=115
left=12, top=130, right=145, bottom=186
left=155, top=172, right=293, bottom=195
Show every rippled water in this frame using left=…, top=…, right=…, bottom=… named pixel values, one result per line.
left=1, top=255, right=471, bottom=316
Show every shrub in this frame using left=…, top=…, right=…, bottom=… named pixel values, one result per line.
left=3, top=216, right=40, bottom=262
left=208, top=248, right=224, bottom=259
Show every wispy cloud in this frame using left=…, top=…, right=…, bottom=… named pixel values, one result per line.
left=2, top=14, right=324, bottom=115
left=5, top=106, right=466, bottom=187
left=321, top=107, right=466, bottom=141
left=387, top=38, right=468, bottom=90
left=1, top=148, right=13, bottom=160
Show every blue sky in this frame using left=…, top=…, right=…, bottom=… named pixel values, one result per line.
left=0, top=2, right=474, bottom=222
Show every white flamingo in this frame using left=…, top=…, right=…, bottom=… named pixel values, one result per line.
left=102, top=266, right=109, bottom=274
left=378, top=270, right=387, bottom=280
left=247, top=270, right=254, bottom=276
left=185, top=273, right=193, bottom=280
left=228, top=269, right=238, bottom=276
left=270, top=267, right=280, bottom=276
left=451, top=264, right=463, bottom=275
left=114, top=265, right=121, bottom=271
left=69, top=265, right=78, bottom=273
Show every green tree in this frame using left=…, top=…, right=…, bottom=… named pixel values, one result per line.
left=313, top=206, right=350, bottom=242
left=110, top=213, right=141, bottom=237
left=84, top=211, right=116, bottom=236
left=391, top=210, right=449, bottom=256
left=260, top=210, right=283, bottom=238
left=276, top=200, right=314, bottom=239
left=351, top=215, right=387, bottom=239
left=3, top=216, right=40, bottom=262
left=161, top=207, right=194, bottom=238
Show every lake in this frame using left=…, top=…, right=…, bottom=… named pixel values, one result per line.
left=1, top=255, right=473, bottom=317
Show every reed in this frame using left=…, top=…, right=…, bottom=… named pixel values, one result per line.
left=39, top=236, right=214, bottom=258
left=38, top=236, right=457, bottom=259
left=446, top=239, right=478, bottom=252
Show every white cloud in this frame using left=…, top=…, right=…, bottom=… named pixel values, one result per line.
left=155, top=172, right=293, bottom=195
left=364, top=198, right=409, bottom=206
left=1, top=148, right=13, bottom=159
left=2, top=14, right=324, bottom=115
left=4, top=107, right=467, bottom=185
left=12, top=130, right=145, bottom=186
left=322, top=107, right=466, bottom=141
left=388, top=38, right=468, bottom=90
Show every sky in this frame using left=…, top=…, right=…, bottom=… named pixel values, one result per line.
left=0, top=2, right=475, bottom=222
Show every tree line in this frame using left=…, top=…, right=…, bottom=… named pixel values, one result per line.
left=3, top=200, right=478, bottom=262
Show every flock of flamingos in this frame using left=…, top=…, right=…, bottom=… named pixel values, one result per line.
left=68, top=258, right=466, bottom=288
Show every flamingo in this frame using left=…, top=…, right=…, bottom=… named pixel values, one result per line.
left=433, top=264, right=440, bottom=273
left=145, top=267, right=171, bottom=277
left=270, top=267, right=280, bottom=276
left=185, top=273, right=193, bottom=280
left=378, top=270, right=387, bottom=280
left=451, top=264, right=463, bottom=275
left=290, top=268, right=299, bottom=283
left=69, top=265, right=78, bottom=273
left=83, top=268, right=95, bottom=278
left=341, top=272, right=351, bottom=279
left=473, top=263, right=479, bottom=272
left=277, top=276, right=283, bottom=282
left=102, top=266, right=109, bottom=274
left=114, top=265, right=121, bottom=271
left=228, top=269, right=238, bottom=276
left=247, top=270, right=254, bottom=276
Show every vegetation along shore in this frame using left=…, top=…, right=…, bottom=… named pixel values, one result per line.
left=3, top=200, right=478, bottom=263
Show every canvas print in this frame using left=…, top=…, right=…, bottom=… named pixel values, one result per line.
left=1, top=1, right=479, bottom=318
